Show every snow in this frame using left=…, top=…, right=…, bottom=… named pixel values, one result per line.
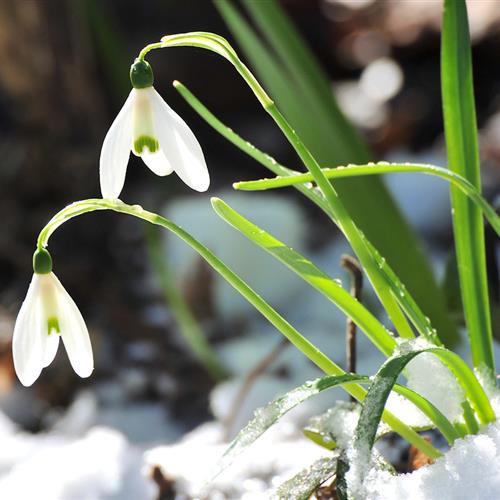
left=2, top=344, right=500, bottom=500
left=396, top=338, right=466, bottom=423
left=345, top=383, right=500, bottom=500
left=362, top=418, right=500, bottom=500
left=0, top=388, right=176, bottom=499
left=145, top=420, right=329, bottom=499
left=306, top=401, right=361, bottom=450
left=0, top=421, right=155, bottom=500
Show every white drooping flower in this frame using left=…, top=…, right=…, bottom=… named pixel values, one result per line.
left=99, top=58, right=209, bottom=199
left=12, top=249, right=93, bottom=387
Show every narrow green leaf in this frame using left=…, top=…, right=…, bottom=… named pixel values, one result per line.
left=307, top=384, right=457, bottom=448
left=210, top=200, right=489, bottom=437
left=39, top=199, right=440, bottom=459
left=216, top=371, right=453, bottom=479
left=272, top=456, right=338, bottom=500
left=461, top=400, right=480, bottom=434
left=360, top=347, right=495, bottom=449
left=347, top=344, right=495, bottom=495
left=335, top=455, right=349, bottom=500
left=211, top=197, right=397, bottom=356
left=441, top=0, right=494, bottom=374
left=233, top=163, right=500, bottom=236
left=215, top=0, right=458, bottom=346
left=426, top=347, right=496, bottom=424
left=389, top=384, right=459, bottom=444
left=173, top=83, right=445, bottom=346
left=303, top=429, right=337, bottom=451
left=241, top=0, right=370, bottom=162
left=215, top=373, right=367, bottom=477
left=214, top=0, right=350, bottom=161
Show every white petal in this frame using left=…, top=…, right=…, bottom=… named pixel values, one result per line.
left=51, top=274, right=94, bottom=378
left=148, top=88, right=210, bottom=192
left=141, top=149, right=174, bottom=176
left=43, top=331, right=60, bottom=368
left=12, top=275, right=46, bottom=387
left=99, top=90, right=134, bottom=199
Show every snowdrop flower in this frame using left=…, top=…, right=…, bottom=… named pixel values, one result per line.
left=100, top=59, right=209, bottom=199
left=12, top=249, right=93, bottom=387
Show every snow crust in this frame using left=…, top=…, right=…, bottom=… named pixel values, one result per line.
left=350, top=388, right=500, bottom=500
left=145, top=419, right=329, bottom=499
left=364, top=420, right=500, bottom=500
left=0, top=422, right=155, bottom=499
left=0, top=390, right=158, bottom=499
left=398, top=338, right=466, bottom=422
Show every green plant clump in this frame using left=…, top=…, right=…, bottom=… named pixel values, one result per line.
left=12, top=0, right=500, bottom=498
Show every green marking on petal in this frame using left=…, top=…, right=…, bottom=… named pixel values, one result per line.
left=47, top=316, right=60, bottom=335
left=133, top=135, right=159, bottom=155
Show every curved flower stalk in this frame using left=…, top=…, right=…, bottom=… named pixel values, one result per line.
left=12, top=249, right=93, bottom=386
left=141, top=33, right=418, bottom=342
left=99, top=59, right=209, bottom=199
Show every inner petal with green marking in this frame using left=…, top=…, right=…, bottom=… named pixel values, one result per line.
left=132, top=90, right=159, bottom=155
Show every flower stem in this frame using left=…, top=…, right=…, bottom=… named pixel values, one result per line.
left=37, top=198, right=441, bottom=458
left=138, top=42, right=162, bottom=61
left=144, top=32, right=413, bottom=340
left=173, top=82, right=444, bottom=345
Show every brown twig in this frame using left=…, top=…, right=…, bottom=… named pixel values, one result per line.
left=340, top=255, right=363, bottom=402
left=224, top=337, right=289, bottom=440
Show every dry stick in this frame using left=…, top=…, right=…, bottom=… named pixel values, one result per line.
left=340, top=255, right=363, bottom=403
left=224, top=337, right=289, bottom=440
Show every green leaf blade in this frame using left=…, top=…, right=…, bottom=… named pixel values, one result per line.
left=272, top=456, right=338, bottom=500
left=215, top=373, right=366, bottom=478
left=441, top=0, right=494, bottom=374
left=240, top=0, right=371, bottom=162
left=211, top=197, right=397, bottom=356
left=216, top=0, right=459, bottom=347
left=346, top=344, right=493, bottom=496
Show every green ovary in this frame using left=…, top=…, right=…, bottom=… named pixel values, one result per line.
left=47, top=316, right=60, bottom=335
left=133, top=135, right=159, bottom=155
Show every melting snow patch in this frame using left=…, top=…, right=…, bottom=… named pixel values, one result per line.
left=144, top=420, right=329, bottom=499
left=349, top=388, right=500, bottom=500
left=0, top=424, right=155, bottom=500
left=363, top=424, right=500, bottom=500
left=397, top=338, right=465, bottom=422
